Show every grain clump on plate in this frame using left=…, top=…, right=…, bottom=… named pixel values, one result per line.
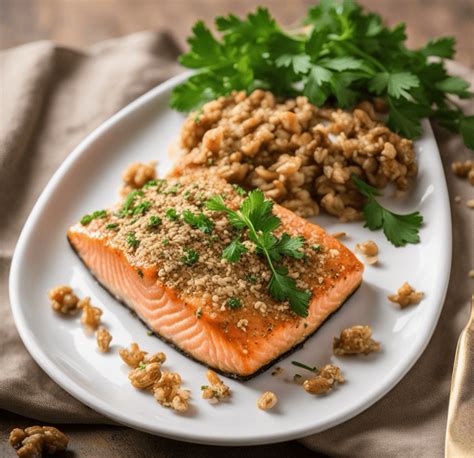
left=48, top=285, right=79, bottom=314
left=333, top=325, right=381, bottom=355
left=355, top=240, right=379, bottom=265
left=388, top=282, right=424, bottom=308
left=201, top=369, right=231, bottom=403
left=153, top=371, right=191, bottom=412
left=9, top=426, right=69, bottom=458
left=303, top=364, right=345, bottom=395
left=78, top=297, right=103, bottom=330
left=96, top=327, right=112, bottom=353
left=451, top=160, right=474, bottom=185
left=257, top=391, right=278, bottom=410
left=177, top=90, right=417, bottom=220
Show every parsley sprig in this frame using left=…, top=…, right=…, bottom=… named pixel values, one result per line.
left=352, top=175, right=423, bottom=246
left=206, top=190, right=311, bottom=317
left=171, top=1, right=473, bottom=148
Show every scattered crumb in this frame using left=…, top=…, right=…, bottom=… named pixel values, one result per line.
left=451, top=160, right=474, bottom=185
left=79, top=297, right=102, bottom=330
left=257, top=391, right=278, bottom=410
left=48, top=285, right=79, bottom=314
left=355, top=240, right=379, bottom=265
left=153, top=371, right=190, bottom=412
left=331, top=231, right=346, bottom=239
left=333, top=325, right=381, bottom=355
left=454, top=196, right=461, bottom=203
left=96, top=327, right=112, bottom=353
left=271, top=367, right=284, bottom=376
left=201, top=369, right=231, bottom=403
left=9, top=426, right=69, bottom=458
left=466, top=199, right=474, bottom=209
left=303, top=364, right=345, bottom=395
left=388, top=282, right=424, bottom=308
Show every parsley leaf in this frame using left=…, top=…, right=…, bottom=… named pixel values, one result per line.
left=352, top=175, right=423, bottom=247
left=222, top=237, right=248, bottom=262
left=171, top=2, right=473, bottom=149
left=206, top=190, right=311, bottom=317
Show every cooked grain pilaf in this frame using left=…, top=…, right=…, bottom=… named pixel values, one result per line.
left=86, top=172, right=339, bottom=328
left=177, top=90, right=417, bottom=219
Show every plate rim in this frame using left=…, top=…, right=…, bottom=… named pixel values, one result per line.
left=9, top=73, right=452, bottom=446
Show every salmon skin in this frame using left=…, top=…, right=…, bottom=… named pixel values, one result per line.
left=68, top=172, right=363, bottom=380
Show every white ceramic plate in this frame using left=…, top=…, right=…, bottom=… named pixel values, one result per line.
left=9, top=73, right=451, bottom=446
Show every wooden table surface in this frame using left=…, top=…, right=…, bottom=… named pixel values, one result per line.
left=0, top=0, right=473, bottom=68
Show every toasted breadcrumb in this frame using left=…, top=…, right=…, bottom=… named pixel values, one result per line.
left=48, top=285, right=79, bottom=314
left=96, top=327, right=112, bottom=353
left=388, top=282, right=424, bottom=308
left=257, top=391, right=278, bottom=410
left=9, top=426, right=68, bottom=458
left=333, top=325, right=381, bottom=355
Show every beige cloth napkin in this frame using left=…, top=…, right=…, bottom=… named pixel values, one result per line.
left=1, top=32, right=473, bottom=457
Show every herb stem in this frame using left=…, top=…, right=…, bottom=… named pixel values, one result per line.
left=291, top=361, right=318, bottom=372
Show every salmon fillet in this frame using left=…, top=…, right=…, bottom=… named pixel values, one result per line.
left=68, top=172, right=363, bottom=379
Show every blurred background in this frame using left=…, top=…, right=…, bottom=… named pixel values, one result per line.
left=1, top=0, right=473, bottom=68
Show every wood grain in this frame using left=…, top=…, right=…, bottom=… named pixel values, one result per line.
left=0, top=0, right=472, bottom=67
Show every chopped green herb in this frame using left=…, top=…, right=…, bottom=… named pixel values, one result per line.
left=131, top=200, right=152, bottom=216
left=105, top=223, right=119, bottom=230
left=142, top=179, right=158, bottom=189
left=138, top=362, right=147, bottom=370
left=147, top=330, right=153, bottom=336
left=148, top=215, right=162, bottom=228
left=352, top=175, right=423, bottom=246
left=291, top=360, right=318, bottom=372
left=227, top=297, right=242, bottom=309
left=120, top=190, right=144, bottom=216
left=80, top=210, right=107, bottom=225
left=245, top=273, right=258, bottom=284
left=165, top=208, right=178, bottom=220
left=162, top=238, right=169, bottom=246
left=126, top=231, right=140, bottom=249
left=206, top=190, right=311, bottom=317
left=137, top=269, right=144, bottom=278
left=207, top=158, right=215, bottom=165
left=181, top=248, right=199, bottom=266
left=183, top=190, right=191, bottom=200
left=311, top=244, right=321, bottom=252
left=164, top=184, right=180, bottom=195
left=183, top=209, right=214, bottom=234
left=200, top=385, right=209, bottom=390
left=171, top=2, right=474, bottom=148
left=232, top=184, right=247, bottom=196
left=293, top=374, right=303, bottom=382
